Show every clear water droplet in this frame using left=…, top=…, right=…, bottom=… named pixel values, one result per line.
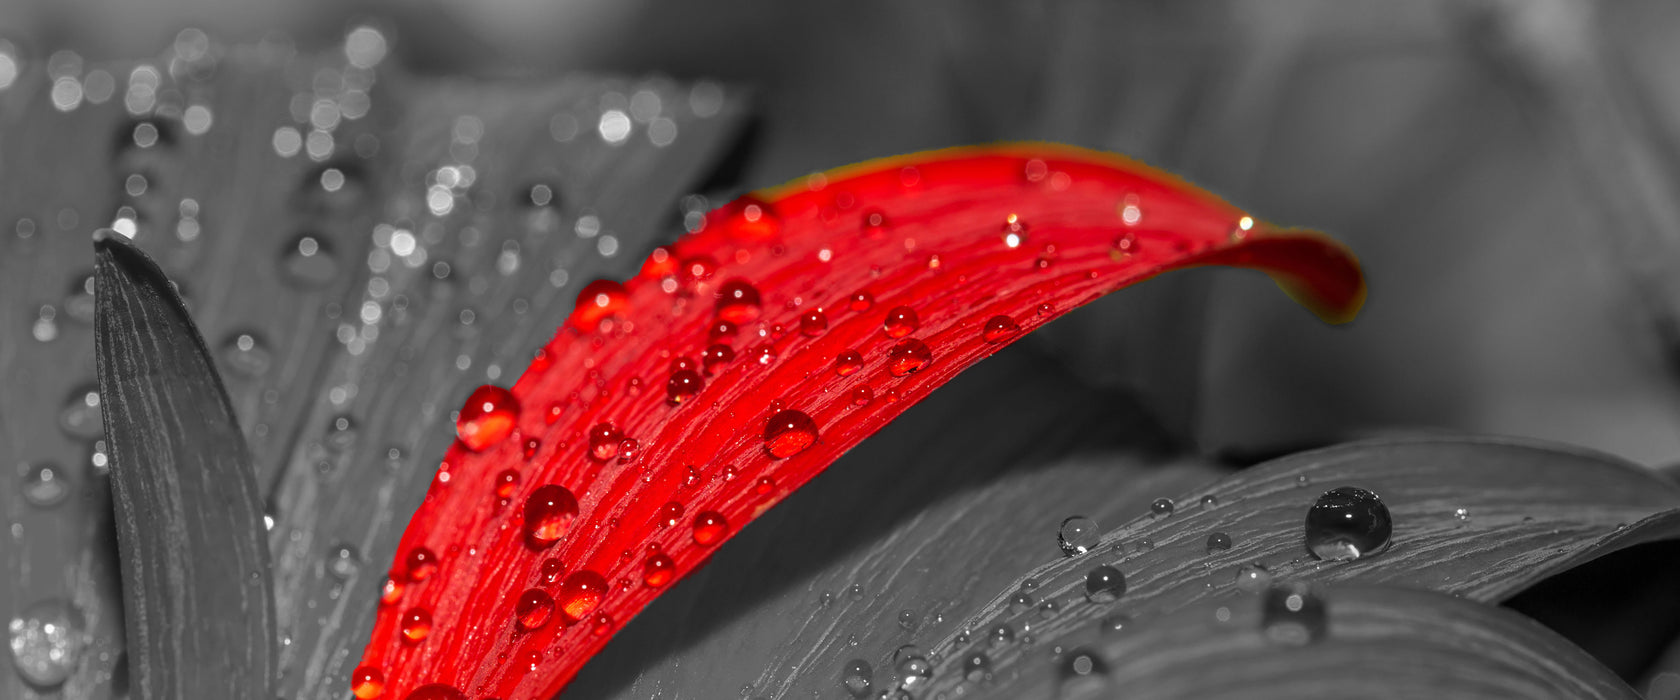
left=834, top=350, right=863, bottom=377
left=523, top=485, right=579, bottom=549
left=882, top=306, right=918, bottom=338
left=7, top=598, right=86, bottom=688
left=587, top=423, right=623, bottom=461
left=988, top=623, right=1014, bottom=648
left=1200, top=494, right=1220, bottom=509
left=1098, top=612, right=1130, bottom=636
left=894, top=644, right=931, bottom=687
left=350, top=665, right=384, bottom=699
left=1206, top=532, right=1233, bottom=554
left=643, top=552, right=675, bottom=587
left=1261, top=582, right=1327, bottom=646
left=1058, top=515, right=1099, bottom=556
left=571, top=280, right=628, bottom=332
left=515, top=588, right=555, bottom=631
left=1085, top=565, right=1126, bottom=603
left=841, top=659, right=872, bottom=698
left=400, top=607, right=432, bottom=642
left=21, top=463, right=71, bottom=508
left=404, top=547, right=439, bottom=581
left=764, top=409, right=818, bottom=458
left=666, top=369, right=703, bottom=405
left=716, top=279, right=762, bottom=324
left=849, top=291, right=874, bottom=312
left=981, top=315, right=1020, bottom=343
left=1149, top=497, right=1175, bottom=517
left=1234, top=564, right=1273, bottom=593
left=692, top=511, right=729, bottom=546
left=799, top=310, right=828, bottom=336
left=559, top=570, right=608, bottom=623
left=1304, top=486, right=1392, bottom=561
left=701, top=343, right=735, bottom=374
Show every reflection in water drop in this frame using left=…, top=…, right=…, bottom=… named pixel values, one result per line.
left=7, top=598, right=87, bottom=688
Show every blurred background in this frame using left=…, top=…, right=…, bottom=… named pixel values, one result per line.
left=4, top=0, right=1680, bottom=465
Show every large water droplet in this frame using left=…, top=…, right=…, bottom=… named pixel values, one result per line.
left=350, top=664, right=384, bottom=699
left=1084, top=565, right=1126, bottom=603
left=1057, top=647, right=1111, bottom=695
left=400, top=608, right=432, bottom=642
left=456, top=385, right=519, bottom=451
left=523, top=485, right=579, bottom=549
left=666, top=369, right=703, bottom=405
left=403, top=683, right=464, bottom=700
left=279, top=233, right=340, bottom=288
left=571, top=280, right=628, bottom=332
left=1304, top=486, right=1392, bottom=561
left=515, top=588, right=555, bottom=631
left=1261, top=582, right=1327, bottom=645
left=657, top=501, right=684, bottom=527
left=886, top=338, right=932, bottom=376
left=715, top=279, right=762, bottom=324
left=1058, top=516, right=1098, bottom=556
left=882, top=306, right=918, bottom=338
left=643, top=552, right=675, bottom=587
left=21, top=463, right=71, bottom=508
left=841, top=659, right=872, bottom=698
left=833, top=350, right=863, bottom=376
left=559, top=570, right=608, bottom=623
left=1149, top=497, right=1175, bottom=517
left=763, top=409, right=818, bottom=458
left=692, top=511, right=729, bottom=546
left=404, top=547, right=439, bottom=581
left=587, top=423, right=623, bottom=461
left=7, top=599, right=87, bottom=688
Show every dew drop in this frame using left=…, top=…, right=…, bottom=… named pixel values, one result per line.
left=587, top=423, right=623, bottom=461
left=1084, top=565, right=1126, bottom=603
left=403, top=683, right=464, bottom=700
left=1261, top=582, right=1327, bottom=646
left=1009, top=592, right=1034, bottom=614
left=841, top=659, right=872, bottom=698
left=643, top=552, right=675, bottom=587
left=701, top=343, right=735, bottom=374
left=799, top=309, right=828, bottom=336
left=327, top=543, right=360, bottom=581
left=400, top=608, right=432, bottom=642
left=21, top=463, right=70, bottom=508
left=1057, top=647, right=1110, bottom=694
left=849, top=291, right=874, bottom=312
left=894, top=645, right=931, bottom=687
left=350, top=665, right=384, bottom=699
left=657, top=501, right=684, bottom=527
left=279, top=233, right=340, bottom=288
left=1206, top=532, right=1233, bottom=554
left=988, top=623, right=1014, bottom=648
left=558, top=570, right=608, bottom=623
left=692, top=511, right=729, bottom=545
left=1057, top=515, right=1098, bottom=556
left=764, top=409, right=819, bottom=458
left=7, top=599, right=86, bottom=688
left=380, top=577, right=404, bottom=605
left=404, top=547, right=439, bottom=581
left=666, top=369, right=703, bottom=405
left=886, top=339, right=932, bottom=376
left=1200, top=494, right=1220, bottom=509
left=571, top=280, right=628, bottom=332
left=1149, top=497, right=1175, bottom=517
left=1234, top=564, right=1273, bottom=593
left=219, top=332, right=274, bottom=378
left=715, top=279, right=762, bottom=324
left=981, top=315, right=1020, bottom=343
left=522, top=485, right=579, bottom=549
left=456, top=385, right=519, bottom=451
left=1304, top=486, right=1392, bottom=561
left=882, top=306, right=918, bottom=338
left=515, top=588, right=554, bottom=631
left=834, top=350, right=863, bottom=376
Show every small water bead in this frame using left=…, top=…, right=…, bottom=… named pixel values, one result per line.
left=715, top=279, right=762, bottom=323
left=404, top=683, right=465, bottom=700
left=280, top=233, right=340, bottom=288
left=643, top=552, right=675, bottom=587
left=894, top=645, right=931, bottom=687
left=1039, top=600, right=1061, bottom=618
left=1084, top=565, right=1126, bottom=603
left=799, top=310, right=828, bottom=336
left=219, top=332, right=273, bottom=378
left=1149, top=497, right=1175, bottom=517
left=1057, top=515, right=1099, bottom=556
left=350, top=665, right=384, bottom=699
left=1200, top=494, right=1220, bottom=509
left=571, top=280, right=628, bottom=332
left=1206, top=532, right=1233, bottom=554
left=1304, top=486, right=1393, bottom=561
left=657, top=501, right=684, bottom=527
left=587, top=423, right=623, bottom=461
left=456, top=385, right=519, bottom=451
left=1261, top=582, right=1327, bottom=646
left=897, top=609, right=919, bottom=630
left=515, top=589, right=555, bottom=631
left=885, top=339, right=932, bottom=376
left=988, top=623, right=1015, bottom=648
left=400, top=608, right=432, bottom=642
left=666, top=369, right=703, bottom=405
left=882, top=306, right=918, bottom=338
left=559, top=570, right=608, bottom=623
left=754, top=476, right=775, bottom=495
left=59, top=387, right=103, bottom=440
left=849, top=291, right=874, bottom=312
left=977, top=315, right=1021, bottom=344
left=327, top=543, right=360, bottom=580
left=1234, top=564, right=1273, bottom=593
left=1009, top=592, right=1034, bottom=614
left=850, top=386, right=873, bottom=406
left=707, top=319, right=737, bottom=341
left=752, top=344, right=777, bottom=366
left=962, top=652, right=991, bottom=682
left=540, top=558, right=566, bottom=585
left=1057, top=647, right=1111, bottom=693
left=861, top=209, right=890, bottom=238
left=841, top=659, right=873, bottom=698
left=834, top=350, right=863, bottom=376
left=523, top=485, right=580, bottom=550
left=764, top=409, right=819, bottom=458
left=523, top=438, right=541, bottom=460
left=21, top=463, right=71, bottom=508
left=7, top=598, right=87, bottom=688
left=701, top=343, right=735, bottom=374
left=380, top=577, right=405, bottom=605
left=692, top=511, right=729, bottom=545
left=404, top=547, right=439, bottom=581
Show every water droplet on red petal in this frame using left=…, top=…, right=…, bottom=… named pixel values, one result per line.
left=692, top=511, right=729, bottom=545
left=559, top=570, right=608, bottom=623
left=515, top=588, right=554, bottom=631
left=571, top=280, right=628, bottom=332
left=522, top=485, right=578, bottom=549
left=883, top=306, right=918, bottom=338
left=887, top=339, right=932, bottom=376
left=982, top=315, right=1021, bottom=343
left=456, top=385, right=519, bottom=451
left=764, top=410, right=819, bottom=458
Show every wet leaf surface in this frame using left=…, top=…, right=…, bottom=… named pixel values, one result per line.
left=93, top=232, right=276, bottom=699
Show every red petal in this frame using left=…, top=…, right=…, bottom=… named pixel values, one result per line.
left=358, top=143, right=1364, bottom=699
